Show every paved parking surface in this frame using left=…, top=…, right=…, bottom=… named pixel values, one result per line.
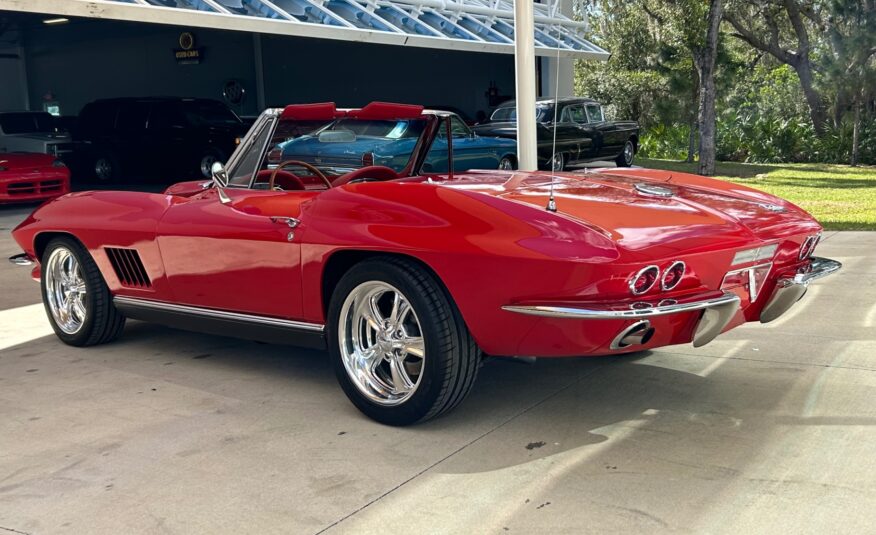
left=1, top=204, right=874, bottom=535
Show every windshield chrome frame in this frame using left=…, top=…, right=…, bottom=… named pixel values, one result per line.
left=222, top=108, right=280, bottom=190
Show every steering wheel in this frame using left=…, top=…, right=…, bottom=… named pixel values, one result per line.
left=270, top=159, right=332, bottom=190
left=332, top=166, right=399, bottom=187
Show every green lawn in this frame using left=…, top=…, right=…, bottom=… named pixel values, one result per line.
left=638, top=158, right=876, bottom=230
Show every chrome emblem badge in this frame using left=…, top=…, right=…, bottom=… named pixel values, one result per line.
left=634, top=183, right=674, bottom=198
left=757, top=202, right=786, bottom=213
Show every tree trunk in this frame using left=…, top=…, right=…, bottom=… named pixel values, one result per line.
left=697, top=0, right=724, bottom=176
left=687, top=65, right=700, bottom=163
left=794, top=58, right=828, bottom=136
left=851, top=94, right=862, bottom=167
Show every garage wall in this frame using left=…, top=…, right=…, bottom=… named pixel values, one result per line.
left=260, top=35, right=516, bottom=118
left=20, top=18, right=516, bottom=120
left=23, top=20, right=259, bottom=117
left=0, top=45, right=28, bottom=111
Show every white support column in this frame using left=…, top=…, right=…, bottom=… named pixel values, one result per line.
left=514, top=0, right=538, bottom=171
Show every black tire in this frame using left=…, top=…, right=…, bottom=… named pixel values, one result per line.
left=91, top=150, right=120, bottom=182
left=40, top=237, right=126, bottom=347
left=327, top=257, right=480, bottom=425
left=549, top=152, right=565, bottom=172
left=498, top=155, right=516, bottom=170
left=197, top=148, right=225, bottom=179
left=615, top=139, right=636, bottom=167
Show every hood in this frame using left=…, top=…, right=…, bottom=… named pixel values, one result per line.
left=434, top=169, right=820, bottom=257
left=0, top=152, right=57, bottom=170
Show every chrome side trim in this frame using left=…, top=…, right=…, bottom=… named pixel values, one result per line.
left=778, top=256, right=841, bottom=287
left=8, top=253, right=34, bottom=266
left=502, top=291, right=741, bottom=320
left=113, top=296, right=325, bottom=332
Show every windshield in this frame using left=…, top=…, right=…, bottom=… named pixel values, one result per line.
left=181, top=100, right=242, bottom=127
left=273, top=118, right=427, bottom=174
left=0, top=112, right=61, bottom=134
left=489, top=106, right=552, bottom=123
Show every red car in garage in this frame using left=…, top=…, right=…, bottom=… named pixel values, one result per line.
left=0, top=153, right=70, bottom=203
left=9, top=102, right=841, bottom=425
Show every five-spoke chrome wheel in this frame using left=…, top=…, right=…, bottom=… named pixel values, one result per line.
left=44, top=246, right=87, bottom=334
left=549, top=152, right=565, bottom=172
left=338, top=281, right=425, bottom=406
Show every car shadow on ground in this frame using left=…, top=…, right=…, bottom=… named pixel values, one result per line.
left=41, top=319, right=861, bottom=475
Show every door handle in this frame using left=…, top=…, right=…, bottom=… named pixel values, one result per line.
left=271, top=216, right=300, bottom=241
left=270, top=216, right=300, bottom=228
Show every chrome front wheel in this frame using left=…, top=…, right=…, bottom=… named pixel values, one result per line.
left=40, top=237, right=126, bottom=347
left=338, top=281, right=425, bottom=406
left=44, top=246, right=87, bottom=335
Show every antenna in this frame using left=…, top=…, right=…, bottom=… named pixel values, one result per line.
left=546, top=31, right=561, bottom=213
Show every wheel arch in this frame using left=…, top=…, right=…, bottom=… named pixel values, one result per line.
left=34, top=231, right=84, bottom=260
left=320, top=249, right=449, bottom=322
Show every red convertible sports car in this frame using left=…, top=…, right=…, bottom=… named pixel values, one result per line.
left=10, top=102, right=841, bottom=425
left=0, top=152, right=70, bottom=203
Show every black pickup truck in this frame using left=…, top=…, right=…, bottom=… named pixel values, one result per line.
left=473, top=97, right=640, bottom=171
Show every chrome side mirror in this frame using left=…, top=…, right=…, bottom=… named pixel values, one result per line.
left=211, top=161, right=229, bottom=188
left=211, top=161, right=232, bottom=204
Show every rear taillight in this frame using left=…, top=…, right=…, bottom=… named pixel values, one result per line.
left=661, top=261, right=685, bottom=291
left=629, top=266, right=659, bottom=295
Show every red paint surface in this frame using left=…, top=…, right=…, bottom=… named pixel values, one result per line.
left=12, top=166, right=823, bottom=357
left=0, top=153, right=70, bottom=203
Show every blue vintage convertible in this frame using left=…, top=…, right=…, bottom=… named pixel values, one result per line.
left=276, top=112, right=518, bottom=172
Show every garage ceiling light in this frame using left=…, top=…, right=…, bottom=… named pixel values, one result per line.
left=42, top=17, right=70, bottom=24
left=10, top=0, right=608, bottom=59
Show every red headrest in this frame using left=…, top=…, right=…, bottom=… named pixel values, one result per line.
left=347, top=102, right=424, bottom=120
left=280, top=102, right=340, bottom=120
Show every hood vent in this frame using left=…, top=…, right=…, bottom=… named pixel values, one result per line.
left=105, top=248, right=151, bottom=288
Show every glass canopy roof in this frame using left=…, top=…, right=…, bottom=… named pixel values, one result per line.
left=22, top=0, right=609, bottom=59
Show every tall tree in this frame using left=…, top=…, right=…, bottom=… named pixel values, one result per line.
left=725, top=1, right=827, bottom=135
left=695, top=0, right=725, bottom=175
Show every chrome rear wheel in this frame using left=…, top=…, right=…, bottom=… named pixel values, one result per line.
left=338, top=281, right=425, bottom=406
left=44, top=246, right=87, bottom=335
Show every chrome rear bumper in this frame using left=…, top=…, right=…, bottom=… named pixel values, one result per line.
left=504, top=291, right=742, bottom=349
left=502, top=291, right=740, bottom=320
left=760, top=256, right=841, bottom=323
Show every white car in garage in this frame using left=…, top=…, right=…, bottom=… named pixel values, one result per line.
left=0, top=111, right=74, bottom=160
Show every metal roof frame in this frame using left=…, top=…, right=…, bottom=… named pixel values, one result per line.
left=0, top=0, right=609, bottom=59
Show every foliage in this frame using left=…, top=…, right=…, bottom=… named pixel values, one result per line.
left=576, top=0, right=876, bottom=167
left=638, top=158, right=876, bottom=230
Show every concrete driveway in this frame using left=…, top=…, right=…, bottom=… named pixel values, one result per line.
left=1, top=205, right=874, bottom=535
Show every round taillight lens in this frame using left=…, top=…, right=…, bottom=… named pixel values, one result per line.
left=630, top=266, right=659, bottom=295
left=661, top=261, right=685, bottom=291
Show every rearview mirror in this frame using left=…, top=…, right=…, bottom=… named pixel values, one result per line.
left=211, top=161, right=229, bottom=188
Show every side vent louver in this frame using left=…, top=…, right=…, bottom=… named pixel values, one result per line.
left=105, top=248, right=152, bottom=288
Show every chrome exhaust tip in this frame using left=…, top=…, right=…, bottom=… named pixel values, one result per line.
left=611, top=320, right=655, bottom=350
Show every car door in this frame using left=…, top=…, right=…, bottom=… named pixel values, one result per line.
left=155, top=114, right=312, bottom=320
left=564, top=104, right=600, bottom=161
left=583, top=104, right=615, bottom=158
left=156, top=187, right=315, bottom=319
left=422, top=116, right=493, bottom=172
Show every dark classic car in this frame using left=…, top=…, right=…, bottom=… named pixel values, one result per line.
left=75, top=97, right=248, bottom=182
left=473, top=97, right=640, bottom=170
